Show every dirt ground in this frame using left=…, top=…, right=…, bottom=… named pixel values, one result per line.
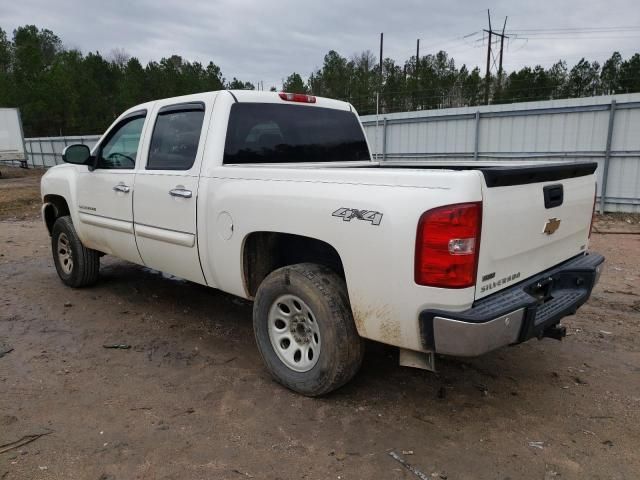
left=1, top=166, right=639, bottom=479
left=0, top=166, right=44, bottom=221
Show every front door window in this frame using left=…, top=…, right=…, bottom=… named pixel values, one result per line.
left=98, top=116, right=146, bottom=169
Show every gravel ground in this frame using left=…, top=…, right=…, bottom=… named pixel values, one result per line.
left=0, top=166, right=639, bottom=479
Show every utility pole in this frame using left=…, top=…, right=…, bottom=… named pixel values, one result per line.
left=484, top=9, right=492, bottom=105
left=379, top=32, right=384, bottom=79
left=375, top=32, right=383, bottom=159
left=377, top=32, right=384, bottom=112
left=498, top=16, right=508, bottom=88
left=483, top=9, right=508, bottom=105
left=416, top=38, right=420, bottom=69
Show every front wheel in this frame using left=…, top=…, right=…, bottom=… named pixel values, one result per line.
left=253, top=263, right=364, bottom=396
left=51, top=216, right=100, bottom=288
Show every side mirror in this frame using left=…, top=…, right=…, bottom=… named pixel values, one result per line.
left=62, top=144, right=91, bottom=165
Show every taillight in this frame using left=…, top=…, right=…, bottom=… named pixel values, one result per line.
left=415, top=202, right=482, bottom=288
left=278, top=92, right=316, bottom=103
left=588, top=183, right=597, bottom=239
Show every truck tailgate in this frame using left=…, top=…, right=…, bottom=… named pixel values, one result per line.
left=475, top=163, right=597, bottom=300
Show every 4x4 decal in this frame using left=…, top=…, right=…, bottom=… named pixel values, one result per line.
left=332, top=208, right=383, bottom=226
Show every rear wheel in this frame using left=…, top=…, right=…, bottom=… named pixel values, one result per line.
left=253, top=263, right=364, bottom=396
left=51, top=216, right=100, bottom=287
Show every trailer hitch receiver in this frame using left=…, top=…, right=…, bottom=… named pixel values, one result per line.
left=542, top=324, right=567, bottom=341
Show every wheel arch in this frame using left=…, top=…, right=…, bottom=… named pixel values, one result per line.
left=242, top=231, right=346, bottom=299
left=43, top=194, right=71, bottom=235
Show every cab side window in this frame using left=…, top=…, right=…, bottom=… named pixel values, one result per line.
left=98, top=115, right=146, bottom=169
left=147, top=103, right=205, bottom=171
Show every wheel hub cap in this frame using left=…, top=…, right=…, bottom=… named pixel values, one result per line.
left=268, top=294, right=321, bottom=372
left=291, top=315, right=312, bottom=344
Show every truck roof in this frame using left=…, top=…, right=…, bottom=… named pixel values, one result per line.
left=120, top=90, right=353, bottom=119
left=228, top=90, right=353, bottom=112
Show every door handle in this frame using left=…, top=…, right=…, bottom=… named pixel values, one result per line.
left=169, top=188, right=192, bottom=198
left=113, top=184, right=130, bottom=193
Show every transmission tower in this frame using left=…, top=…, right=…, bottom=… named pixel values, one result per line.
left=484, top=9, right=508, bottom=104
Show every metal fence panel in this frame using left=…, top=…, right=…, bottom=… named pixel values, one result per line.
left=361, top=93, right=640, bottom=213
left=24, top=135, right=101, bottom=168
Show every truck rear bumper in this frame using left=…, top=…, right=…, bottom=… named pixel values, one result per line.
left=419, top=252, right=604, bottom=357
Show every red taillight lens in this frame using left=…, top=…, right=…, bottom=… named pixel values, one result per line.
left=415, top=202, right=482, bottom=288
left=588, top=183, right=597, bottom=239
left=278, top=92, right=316, bottom=103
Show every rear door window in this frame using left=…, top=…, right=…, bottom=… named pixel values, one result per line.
left=147, top=103, right=205, bottom=171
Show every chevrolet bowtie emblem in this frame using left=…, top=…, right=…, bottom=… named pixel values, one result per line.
left=543, top=217, right=561, bottom=235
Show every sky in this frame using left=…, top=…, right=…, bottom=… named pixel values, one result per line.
left=2, top=0, right=640, bottom=88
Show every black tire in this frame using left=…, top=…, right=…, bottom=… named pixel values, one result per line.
left=51, top=216, right=100, bottom=288
left=253, top=263, right=364, bottom=396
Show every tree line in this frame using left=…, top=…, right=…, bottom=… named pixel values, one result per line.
left=290, top=49, right=640, bottom=115
left=1, top=25, right=639, bottom=137
left=0, top=25, right=252, bottom=136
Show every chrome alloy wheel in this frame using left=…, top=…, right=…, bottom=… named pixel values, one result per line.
left=267, top=294, right=321, bottom=372
left=57, top=232, right=73, bottom=274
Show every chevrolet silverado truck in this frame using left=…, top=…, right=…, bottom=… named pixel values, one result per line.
left=40, top=90, right=604, bottom=396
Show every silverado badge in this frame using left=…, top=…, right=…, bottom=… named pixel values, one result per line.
left=543, top=217, right=561, bottom=235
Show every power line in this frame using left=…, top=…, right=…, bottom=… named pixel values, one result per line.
left=394, top=30, right=485, bottom=63
left=506, top=26, right=640, bottom=33
left=414, top=31, right=483, bottom=56
left=509, top=35, right=640, bottom=40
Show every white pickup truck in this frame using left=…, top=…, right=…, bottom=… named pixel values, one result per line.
left=41, top=90, right=604, bottom=395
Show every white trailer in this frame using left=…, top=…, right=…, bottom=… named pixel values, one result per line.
left=0, top=108, right=27, bottom=167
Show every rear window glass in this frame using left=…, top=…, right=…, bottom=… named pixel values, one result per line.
left=223, top=103, right=370, bottom=164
